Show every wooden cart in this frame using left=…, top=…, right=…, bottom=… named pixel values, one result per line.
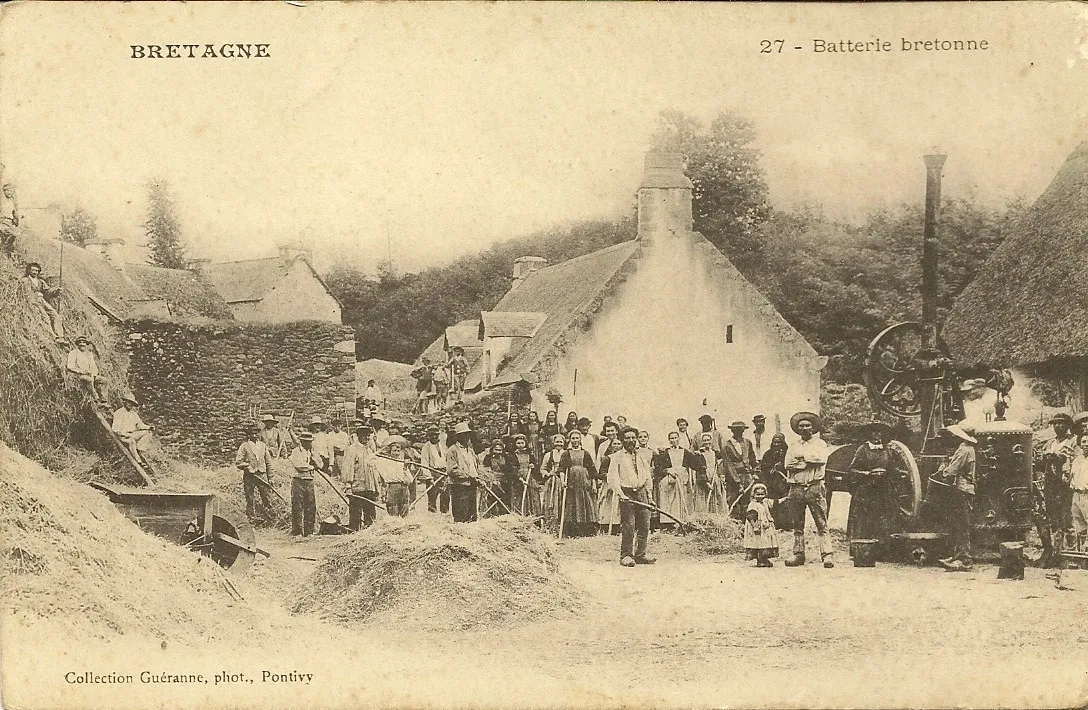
left=89, top=482, right=262, bottom=576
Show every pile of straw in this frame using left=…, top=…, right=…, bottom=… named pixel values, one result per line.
left=682, top=514, right=747, bottom=556
left=290, top=516, right=583, bottom=632
left=0, top=237, right=129, bottom=462
left=0, top=444, right=277, bottom=644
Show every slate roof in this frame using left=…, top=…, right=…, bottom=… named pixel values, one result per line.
left=465, top=240, right=641, bottom=390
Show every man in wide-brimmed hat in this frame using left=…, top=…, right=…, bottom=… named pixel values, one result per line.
left=18, top=261, right=65, bottom=342
left=784, top=411, right=834, bottom=568
left=111, top=391, right=154, bottom=464
left=66, top=335, right=108, bottom=405
left=723, top=421, right=758, bottom=519
left=445, top=421, right=480, bottom=522
left=419, top=424, right=449, bottom=513
left=376, top=435, right=413, bottom=517
left=846, top=421, right=897, bottom=557
left=343, top=421, right=379, bottom=530
left=258, top=414, right=284, bottom=457
left=1072, top=411, right=1088, bottom=438
left=370, top=412, right=390, bottom=450
left=1040, top=413, right=1077, bottom=566
left=235, top=423, right=275, bottom=526
left=288, top=431, right=322, bottom=537
left=928, top=425, right=978, bottom=571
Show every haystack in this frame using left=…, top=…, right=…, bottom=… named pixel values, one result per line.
left=290, top=516, right=583, bottom=632
left=0, top=444, right=277, bottom=644
left=682, top=514, right=747, bottom=556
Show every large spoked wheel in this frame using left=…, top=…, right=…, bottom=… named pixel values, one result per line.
left=864, top=322, right=926, bottom=418
left=886, top=440, right=923, bottom=525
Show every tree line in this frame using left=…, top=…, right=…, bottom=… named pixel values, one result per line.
left=326, top=110, right=1025, bottom=384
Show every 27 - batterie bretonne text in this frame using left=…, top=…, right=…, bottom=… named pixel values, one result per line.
left=813, top=38, right=989, bottom=53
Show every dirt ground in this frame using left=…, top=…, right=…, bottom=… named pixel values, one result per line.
left=5, top=494, right=1088, bottom=710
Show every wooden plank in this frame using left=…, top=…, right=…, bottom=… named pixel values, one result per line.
left=213, top=531, right=269, bottom=557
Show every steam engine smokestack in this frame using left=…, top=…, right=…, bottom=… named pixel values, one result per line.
left=922, top=150, right=947, bottom=349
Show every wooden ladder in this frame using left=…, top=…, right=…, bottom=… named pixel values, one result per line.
left=90, top=403, right=155, bottom=487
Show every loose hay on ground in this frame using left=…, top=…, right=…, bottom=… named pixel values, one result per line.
left=0, top=444, right=285, bottom=644
left=290, top=516, right=584, bottom=632
left=682, top=514, right=747, bottom=556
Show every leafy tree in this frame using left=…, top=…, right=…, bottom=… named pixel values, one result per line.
left=650, top=110, right=772, bottom=270
left=750, top=196, right=1026, bottom=382
left=58, top=206, right=98, bottom=247
left=144, top=178, right=187, bottom=269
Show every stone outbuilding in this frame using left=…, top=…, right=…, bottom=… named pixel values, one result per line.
left=203, top=245, right=343, bottom=323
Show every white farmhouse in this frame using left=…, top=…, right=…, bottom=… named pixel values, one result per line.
left=456, top=151, right=826, bottom=440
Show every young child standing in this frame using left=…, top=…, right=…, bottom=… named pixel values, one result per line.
left=744, top=482, right=779, bottom=567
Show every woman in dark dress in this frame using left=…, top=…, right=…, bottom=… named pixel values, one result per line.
left=540, top=433, right=567, bottom=533
left=481, top=439, right=510, bottom=518
left=525, top=410, right=543, bottom=462
left=541, top=410, right=561, bottom=446
left=846, top=421, right=899, bottom=555
left=760, top=433, right=792, bottom=531
left=559, top=430, right=598, bottom=537
left=563, top=411, right=579, bottom=435
left=509, top=434, right=541, bottom=517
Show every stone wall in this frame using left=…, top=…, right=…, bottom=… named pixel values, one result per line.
left=125, top=319, right=356, bottom=463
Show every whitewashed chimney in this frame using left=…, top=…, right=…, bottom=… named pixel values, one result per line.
left=637, top=151, right=694, bottom=242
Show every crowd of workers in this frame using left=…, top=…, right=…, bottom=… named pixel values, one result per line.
left=236, top=407, right=903, bottom=570
left=36, top=287, right=1088, bottom=574
left=234, top=401, right=1088, bottom=573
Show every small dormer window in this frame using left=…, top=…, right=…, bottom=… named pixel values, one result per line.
left=726, top=324, right=733, bottom=343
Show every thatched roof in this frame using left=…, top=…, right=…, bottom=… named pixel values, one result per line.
left=943, top=139, right=1088, bottom=366
left=204, top=256, right=287, bottom=304
left=466, top=240, right=641, bottom=389
left=126, top=264, right=232, bottom=319
left=479, top=311, right=547, bottom=339
left=203, top=255, right=341, bottom=309
left=15, top=231, right=228, bottom=321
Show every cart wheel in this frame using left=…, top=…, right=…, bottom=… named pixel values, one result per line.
left=205, top=511, right=256, bottom=576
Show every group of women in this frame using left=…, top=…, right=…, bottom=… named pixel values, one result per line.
left=465, top=409, right=795, bottom=538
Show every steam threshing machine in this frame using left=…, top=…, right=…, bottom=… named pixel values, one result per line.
left=824, top=153, right=1035, bottom=563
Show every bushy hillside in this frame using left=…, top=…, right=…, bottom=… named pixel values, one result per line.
left=326, top=217, right=635, bottom=363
